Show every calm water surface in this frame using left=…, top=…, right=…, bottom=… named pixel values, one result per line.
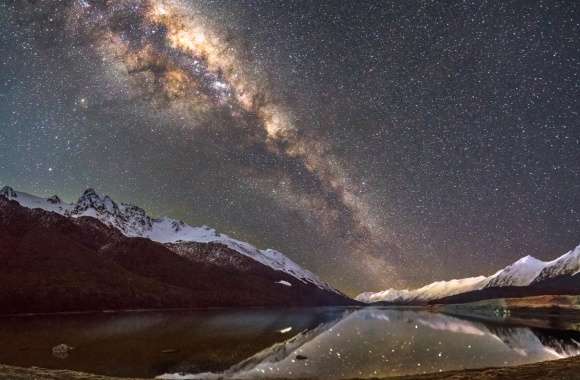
left=0, top=307, right=579, bottom=379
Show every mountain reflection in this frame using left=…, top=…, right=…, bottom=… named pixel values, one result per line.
left=160, top=308, right=580, bottom=379
left=0, top=308, right=578, bottom=379
left=0, top=309, right=345, bottom=378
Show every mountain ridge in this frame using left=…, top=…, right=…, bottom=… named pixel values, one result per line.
left=357, top=243, right=580, bottom=304
left=0, top=185, right=336, bottom=293
left=0, top=195, right=353, bottom=314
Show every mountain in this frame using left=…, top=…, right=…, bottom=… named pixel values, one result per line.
left=484, top=255, right=547, bottom=288
left=356, top=276, right=487, bottom=304
left=436, top=273, right=580, bottom=305
left=357, top=243, right=580, bottom=305
left=0, top=186, right=334, bottom=292
left=0, top=189, right=353, bottom=314
left=532, top=245, right=580, bottom=284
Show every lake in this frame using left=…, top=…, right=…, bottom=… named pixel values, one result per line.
left=0, top=307, right=579, bottom=379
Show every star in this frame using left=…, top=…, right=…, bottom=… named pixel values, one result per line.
left=0, top=0, right=578, bottom=294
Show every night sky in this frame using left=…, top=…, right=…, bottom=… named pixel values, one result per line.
left=1, top=0, right=579, bottom=295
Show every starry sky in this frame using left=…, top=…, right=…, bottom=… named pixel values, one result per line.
left=1, top=0, right=579, bottom=295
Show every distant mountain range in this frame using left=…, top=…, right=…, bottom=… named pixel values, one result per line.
left=357, top=243, right=580, bottom=305
left=2, top=185, right=577, bottom=312
left=0, top=186, right=353, bottom=314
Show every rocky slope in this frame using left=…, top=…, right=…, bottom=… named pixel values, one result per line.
left=532, top=245, right=580, bottom=284
left=0, top=196, right=352, bottom=314
left=0, top=186, right=334, bottom=292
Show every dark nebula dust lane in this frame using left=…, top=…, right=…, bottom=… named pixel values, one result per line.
left=67, top=0, right=396, bottom=279
left=1, top=0, right=579, bottom=295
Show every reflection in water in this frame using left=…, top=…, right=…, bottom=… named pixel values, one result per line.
left=0, top=308, right=579, bottom=379
left=160, top=309, right=580, bottom=379
left=0, top=309, right=345, bottom=378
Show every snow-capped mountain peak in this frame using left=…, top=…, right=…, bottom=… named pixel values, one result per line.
left=74, top=188, right=118, bottom=214
left=518, top=255, right=540, bottom=263
left=357, top=244, right=580, bottom=304
left=0, top=187, right=336, bottom=292
left=356, top=276, right=487, bottom=303
left=532, top=244, right=580, bottom=284
left=484, top=255, right=547, bottom=288
left=1, top=186, right=74, bottom=214
left=0, top=186, right=17, bottom=199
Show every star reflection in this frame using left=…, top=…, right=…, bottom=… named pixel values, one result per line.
left=159, top=308, right=580, bottom=379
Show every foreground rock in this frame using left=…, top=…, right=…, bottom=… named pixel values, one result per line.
left=2, top=356, right=580, bottom=379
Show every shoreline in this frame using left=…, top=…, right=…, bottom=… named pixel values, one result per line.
left=1, top=293, right=578, bottom=319
left=2, top=356, right=580, bottom=379
left=0, top=305, right=362, bottom=319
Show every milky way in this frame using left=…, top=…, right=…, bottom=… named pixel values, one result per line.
left=62, top=0, right=400, bottom=280
left=1, top=0, right=579, bottom=295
